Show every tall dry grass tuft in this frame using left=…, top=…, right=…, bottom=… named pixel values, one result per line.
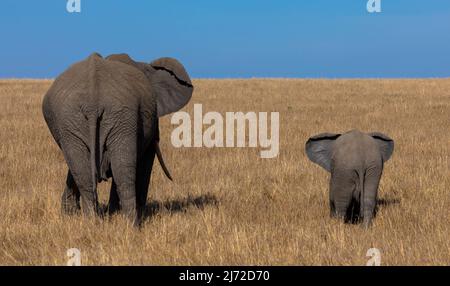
left=0, top=78, right=449, bottom=265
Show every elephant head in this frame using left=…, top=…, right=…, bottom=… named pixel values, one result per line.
left=305, top=129, right=394, bottom=227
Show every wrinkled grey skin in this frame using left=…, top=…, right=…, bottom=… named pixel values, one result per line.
left=305, top=130, right=394, bottom=228
left=42, top=53, right=193, bottom=226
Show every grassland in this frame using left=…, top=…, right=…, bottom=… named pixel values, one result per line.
left=0, top=78, right=449, bottom=265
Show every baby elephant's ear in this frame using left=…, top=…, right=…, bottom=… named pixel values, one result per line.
left=369, top=132, right=394, bottom=162
left=305, top=133, right=341, bottom=172
left=149, top=57, right=194, bottom=117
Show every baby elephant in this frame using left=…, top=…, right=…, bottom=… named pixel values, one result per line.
left=305, top=130, right=394, bottom=227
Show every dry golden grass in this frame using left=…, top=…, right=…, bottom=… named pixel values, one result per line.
left=0, top=78, right=449, bottom=265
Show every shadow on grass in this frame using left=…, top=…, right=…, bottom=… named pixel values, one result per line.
left=377, top=197, right=401, bottom=207
left=343, top=196, right=401, bottom=225
left=99, top=193, right=219, bottom=222
left=142, top=193, right=219, bottom=220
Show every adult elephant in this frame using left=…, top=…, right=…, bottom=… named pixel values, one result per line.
left=42, top=52, right=193, bottom=226
left=305, top=130, right=394, bottom=228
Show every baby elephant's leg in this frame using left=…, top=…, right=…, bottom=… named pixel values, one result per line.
left=361, top=167, right=382, bottom=228
left=330, top=172, right=355, bottom=221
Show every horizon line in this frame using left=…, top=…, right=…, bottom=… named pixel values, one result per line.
left=1, top=76, right=450, bottom=81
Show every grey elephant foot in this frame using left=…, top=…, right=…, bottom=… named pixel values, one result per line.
left=79, top=199, right=102, bottom=218
left=61, top=204, right=80, bottom=216
left=61, top=198, right=81, bottom=215
left=330, top=210, right=338, bottom=219
left=362, top=218, right=372, bottom=229
left=133, top=216, right=143, bottom=229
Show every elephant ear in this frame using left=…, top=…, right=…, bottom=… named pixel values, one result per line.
left=368, top=132, right=394, bottom=162
left=305, top=133, right=341, bottom=172
left=149, top=57, right=194, bottom=117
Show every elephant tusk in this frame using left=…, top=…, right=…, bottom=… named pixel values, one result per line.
left=156, top=142, right=173, bottom=181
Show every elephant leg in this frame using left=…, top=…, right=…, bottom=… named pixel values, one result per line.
left=136, top=145, right=156, bottom=220
left=334, top=196, right=353, bottom=221
left=108, top=179, right=120, bottom=215
left=61, top=171, right=81, bottom=215
left=348, top=197, right=361, bottom=224
left=330, top=172, right=355, bottom=222
left=362, top=168, right=382, bottom=228
left=61, top=136, right=99, bottom=216
left=109, top=134, right=138, bottom=226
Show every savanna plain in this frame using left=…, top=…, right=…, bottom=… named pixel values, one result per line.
left=0, top=78, right=449, bottom=265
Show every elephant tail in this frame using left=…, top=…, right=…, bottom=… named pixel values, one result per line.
left=86, top=54, right=102, bottom=197
left=88, top=115, right=99, bottom=194
left=156, top=141, right=173, bottom=181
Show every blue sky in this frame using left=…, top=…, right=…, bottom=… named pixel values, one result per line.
left=1, top=1, right=450, bottom=78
